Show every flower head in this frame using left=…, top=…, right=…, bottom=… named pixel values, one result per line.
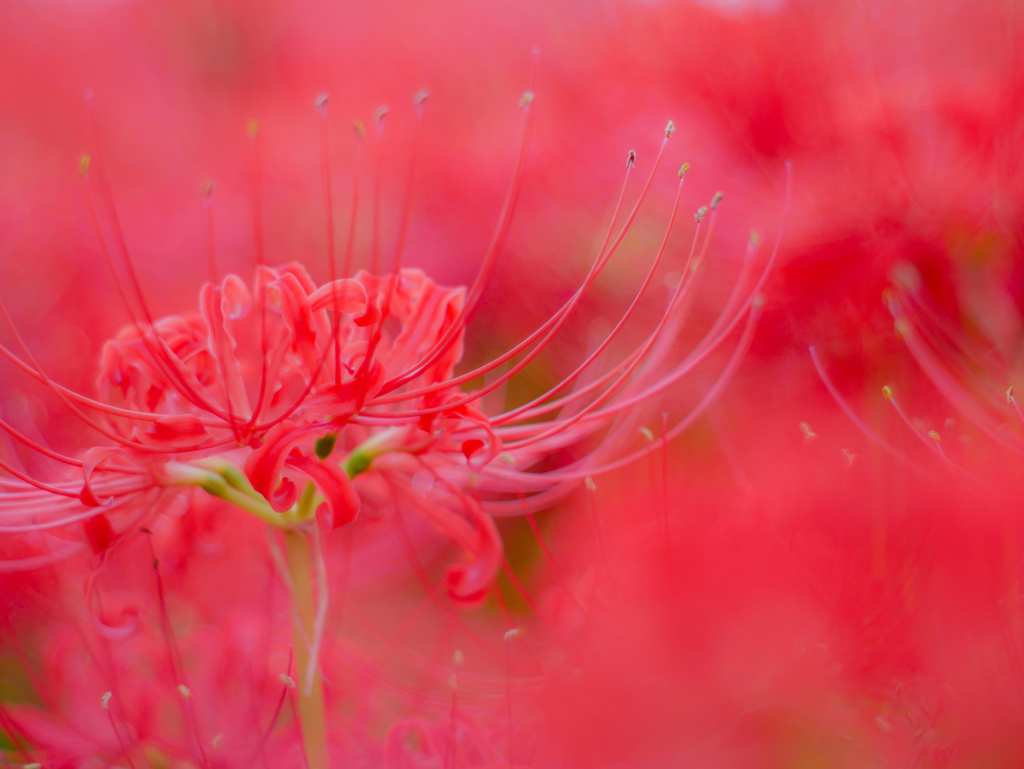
left=0, top=87, right=783, bottom=769
left=0, top=94, right=776, bottom=621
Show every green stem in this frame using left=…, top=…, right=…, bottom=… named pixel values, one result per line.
left=164, top=461, right=294, bottom=528
left=285, top=527, right=328, bottom=769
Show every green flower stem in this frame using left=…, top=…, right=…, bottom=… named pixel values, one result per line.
left=166, top=450, right=377, bottom=769
left=285, top=525, right=328, bottom=769
left=164, top=462, right=292, bottom=527
left=343, top=426, right=402, bottom=478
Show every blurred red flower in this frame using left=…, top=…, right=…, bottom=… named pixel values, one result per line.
left=4, top=0, right=1024, bottom=766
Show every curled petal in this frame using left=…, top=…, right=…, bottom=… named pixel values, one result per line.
left=79, top=447, right=123, bottom=508
left=372, top=269, right=466, bottom=383
left=308, top=279, right=369, bottom=316
left=287, top=453, right=361, bottom=533
left=461, top=439, right=485, bottom=461
left=82, top=514, right=116, bottom=555
left=221, top=273, right=252, bottom=319
left=134, top=414, right=209, bottom=449
left=310, top=375, right=381, bottom=417
left=269, top=475, right=298, bottom=512
left=404, top=488, right=503, bottom=607
left=267, top=272, right=318, bottom=358
left=245, top=420, right=322, bottom=512
left=355, top=303, right=381, bottom=327
left=200, top=281, right=251, bottom=418
left=91, top=604, right=140, bottom=640
left=444, top=397, right=502, bottom=467
left=279, top=261, right=319, bottom=294
left=98, top=341, right=127, bottom=392
left=85, top=566, right=140, bottom=640
left=444, top=510, right=502, bottom=607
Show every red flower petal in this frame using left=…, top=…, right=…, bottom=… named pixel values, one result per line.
left=244, top=420, right=321, bottom=512
left=308, top=278, right=369, bottom=316
left=287, top=453, right=361, bottom=533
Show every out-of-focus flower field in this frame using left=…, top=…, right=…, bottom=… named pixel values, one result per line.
left=2, top=0, right=1024, bottom=766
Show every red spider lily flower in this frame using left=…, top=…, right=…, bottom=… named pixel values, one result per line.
left=0, top=97, right=779, bottom=593
left=0, top=92, right=783, bottom=767
left=806, top=261, right=1024, bottom=484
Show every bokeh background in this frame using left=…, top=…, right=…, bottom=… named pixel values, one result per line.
left=3, top=0, right=1024, bottom=766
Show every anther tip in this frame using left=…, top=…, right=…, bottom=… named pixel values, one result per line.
left=711, top=191, right=725, bottom=209
left=678, top=162, right=690, bottom=178
left=246, top=120, right=260, bottom=139
left=891, top=262, right=922, bottom=293
left=694, top=206, right=708, bottom=224
left=882, top=385, right=893, bottom=400
left=316, top=93, right=330, bottom=114
left=627, top=149, right=636, bottom=168
left=101, top=691, right=112, bottom=710
left=504, top=628, right=521, bottom=641
left=353, top=120, right=366, bottom=140
left=78, top=154, right=91, bottom=176
left=520, top=91, right=535, bottom=109
left=1007, top=385, right=1015, bottom=404
left=374, top=106, right=390, bottom=125
left=665, top=120, right=676, bottom=138
left=584, top=476, right=597, bottom=491
left=414, top=89, right=430, bottom=110
left=202, top=179, right=215, bottom=199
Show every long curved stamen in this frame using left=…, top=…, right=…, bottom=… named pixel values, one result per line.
left=372, top=199, right=727, bottom=428
left=371, top=123, right=673, bottom=409
left=882, top=385, right=950, bottom=459
left=356, top=92, right=430, bottom=409
left=497, top=171, right=691, bottom=450
left=810, top=345, right=931, bottom=473
left=0, top=415, right=85, bottom=467
left=495, top=167, right=694, bottom=426
left=478, top=303, right=762, bottom=512
left=370, top=106, right=389, bottom=275
left=317, top=94, right=343, bottom=386
left=376, top=93, right=538, bottom=395
left=0, top=457, right=81, bottom=498
left=204, top=181, right=218, bottom=283
left=0, top=294, right=179, bottom=452
left=475, top=166, right=790, bottom=504
left=345, top=123, right=366, bottom=285
left=0, top=337, right=220, bottom=427
left=248, top=120, right=273, bottom=430
left=888, top=293, right=1024, bottom=457
left=500, top=209, right=758, bottom=430
left=82, top=149, right=237, bottom=428
left=567, top=163, right=789, bottom=420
